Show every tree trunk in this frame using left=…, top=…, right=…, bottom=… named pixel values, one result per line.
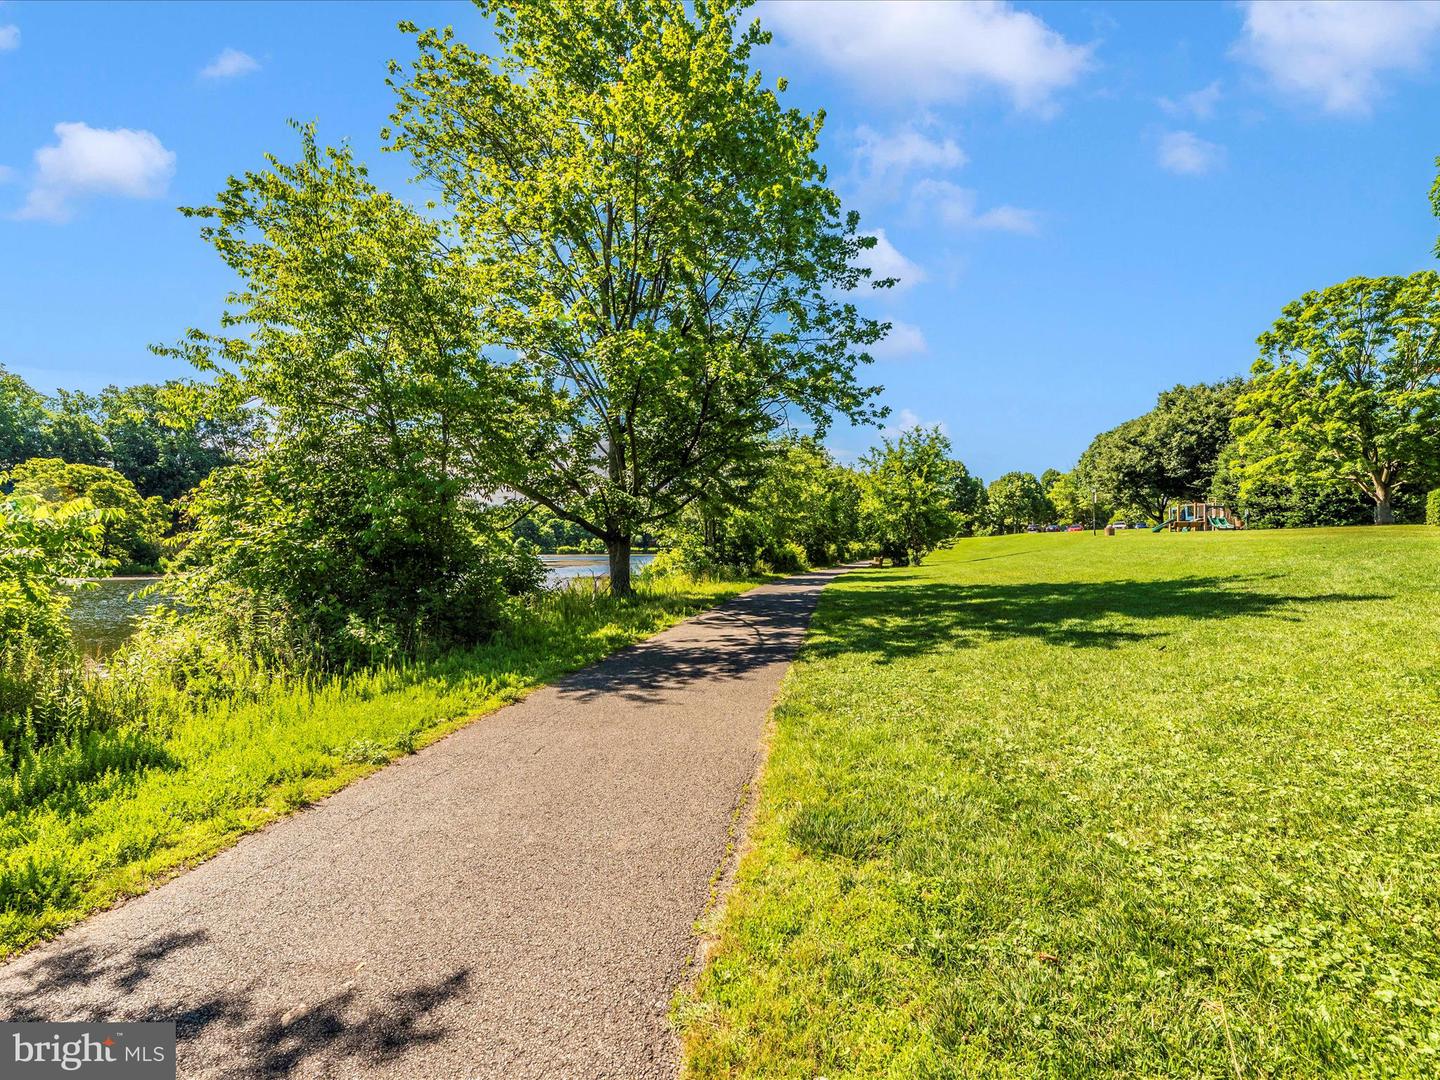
left=607, top=535, right=633, bottom=596
left=1374, top=489, right=1395, bottom=525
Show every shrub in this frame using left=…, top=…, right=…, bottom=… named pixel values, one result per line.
left=644, top=535, right=746, bottom=582
left=159, top=454, right=546, bottom=670
left=763, top=541, right=809, bottom=575
left=0, top=492, right=114, bottom=760
left=1428, top=490, right=1440, bottom=526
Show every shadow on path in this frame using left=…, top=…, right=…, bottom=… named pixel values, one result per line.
left=3, top=928, right=472, bottom=1078
left=554, top=570, right=840, bottom=705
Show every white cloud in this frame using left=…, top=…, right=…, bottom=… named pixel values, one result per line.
left=17, top=122, right=176, bottom=223
left=1158, top=80, right=1222, bottom=120
left=883, top=406, right=948, bottom=435
left=872, top=322, right=930, bottom=361
left=854, top=125, right=966, bottom=185
left=1157, top=130, right=1225, bottom=175
left=912, top=178, right=1040, bottom=234
left=200, top=47, right=259, bottom=80
left=763, top=0, right=1092, bottom=112
left=1233, top=0, right=1440, bottom=114
left=859, top=228, right=927, bottom=295
left=0, top=24, right=19, bottom=51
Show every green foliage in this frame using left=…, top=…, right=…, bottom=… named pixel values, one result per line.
left=158, top=448, right=544, bottom=670
left=681, top=528, right=1440, bottom=1077
left=859, top=427, right=958, bottom=566
left=1428, top=489, right=1440, bottom=526
left=0, top=366, right=52, bottom=470
left=0, top=363, right=253, bottom=501
left=0, top=491, right=112, bottom=762
left=949, top=462, right=988, bottom=537
left=1042, top=469, right=1102, bottom=527
left=96, top=382, right=259, bottom=502
left=1234, top=274, right=1440, bottom=524
left=160, top=125, right=549, bottom=666
left=1211, top=438, right=1373, bottom=529
left=511, top=508, right=608, bottom=554
left=1079, top=380, right=1242, bottom=523
left=6, top=458, right=167, bottom=572
left=385, top=0, right=885, bottom=591
left=675, top=440, right=859, bottom=573
left=1432, top=153, right=1440, bottom=259
left=985, top=470, right=1051, bottom=532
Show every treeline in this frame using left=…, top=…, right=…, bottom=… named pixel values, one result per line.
left=0, top=367, right=257, bottom=570
left=1028, top=176, right=1440, bottom=529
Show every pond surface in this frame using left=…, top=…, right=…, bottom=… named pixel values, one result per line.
left=64, top=554, right=656, bottom=656
left=542, top=553, right=654, bottom=584
left=65, top=577, right=166, bottom=657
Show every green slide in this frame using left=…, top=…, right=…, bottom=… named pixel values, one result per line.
left=1151, top=523, right=1165, bottom=532
left=1209, top=515, right=1235, bottom=530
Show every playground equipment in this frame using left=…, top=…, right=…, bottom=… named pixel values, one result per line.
left=1160, top=501, right=1245, bottom=532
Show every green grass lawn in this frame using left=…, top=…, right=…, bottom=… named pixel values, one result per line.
left=0, top=576, right=755, bottom=959
left=678, top=527, right=1440, bottom=1078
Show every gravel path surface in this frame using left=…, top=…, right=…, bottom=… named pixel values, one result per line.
left=0, top=567, right=849, bottom=1079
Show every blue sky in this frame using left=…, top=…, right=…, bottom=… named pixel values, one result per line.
left=2, top=1, right=1439, bottom=480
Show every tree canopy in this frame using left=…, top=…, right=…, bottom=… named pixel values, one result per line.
left=986, top=471, right=1050, bottom=533
left=384, top=0, right=886, bottom=591
left=1078, top=380, right=1241, bottom=523
left=5, top=458, right=167, bottom=573
left=859, top=427, right=957, bottom=566
left=1232, top=274, right=1440, bottom=524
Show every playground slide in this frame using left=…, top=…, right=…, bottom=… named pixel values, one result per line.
left=1151, top=523, right=1165, bottom=532
left=1208, top=515, right=1235, bottom=530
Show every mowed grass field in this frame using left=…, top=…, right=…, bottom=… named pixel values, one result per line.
left=679, top=527, right=1440, bottom=1079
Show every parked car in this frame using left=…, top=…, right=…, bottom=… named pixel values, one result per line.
left=1112, top=522, right=1129, bottom=530
left=1066, top=523, right=1085, bottom=532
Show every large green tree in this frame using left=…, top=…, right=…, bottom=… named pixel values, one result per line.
left=164, top=129, right=542, bottom=662
left=0, top=365, right=49, bottom=470
left=1233, top=274, right=1440, bottom=524
left=386, top=0, right=885, bottom=593
left=688, top=438, right=860, bottom=571
left=985, top=471, right=1051, bottom=533
left=1078, top=380, right=1241, bottom=523
left=949, top=460, right=988, bottom=537
left=98, top=382, right=259, bottom=502
left=859, top=427, right=957, bottom=566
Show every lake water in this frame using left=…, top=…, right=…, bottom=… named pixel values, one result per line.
left=64, top=554, right=656, bottom=656
left=65, top=577, right=166, bottom=657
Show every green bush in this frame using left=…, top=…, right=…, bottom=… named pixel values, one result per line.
left=0, top=492, right=115, bottom=762
left=763, top=541, right=809, bottom=575
left=1428, top=489, right=1440, bottom=526
left=161, top=453, right=546, bottom=670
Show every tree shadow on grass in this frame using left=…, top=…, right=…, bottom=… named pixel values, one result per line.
left=2, top=928, right=472, bottom=1077
left=804, top=574, right=1390, bottom=660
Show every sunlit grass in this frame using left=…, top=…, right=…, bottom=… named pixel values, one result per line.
left=0, top=574, right=755, bottom=959
left=679, top=527, right=1440, bottom=1078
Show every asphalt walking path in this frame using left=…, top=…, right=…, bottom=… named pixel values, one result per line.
left=0, top=566, right=849, bottom=1079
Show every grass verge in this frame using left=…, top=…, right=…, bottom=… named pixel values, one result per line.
left=677, top=527, right=1440, bottom=1078
left=1, top=575, right=756, bottom=959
